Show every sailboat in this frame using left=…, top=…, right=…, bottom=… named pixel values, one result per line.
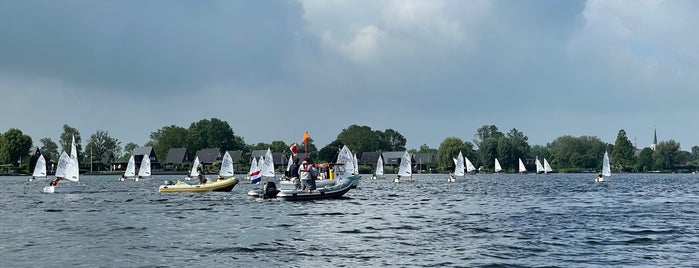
left=43, top=136, right=85, bottom=193
left=596, top=151, right=611, bottom=182
left=120, top=155, right=137, bottom=181
left=494, top=158, right=503, bottom=173
left=189, top=156, right=203, bottom=181
left=394, top=151, right=412, bottom=183
left=136, top=155, right=152, bottom=181
left=518, top=158, right=527, bottom=174
left=247, top=157, right=259, bottom=180
left=353, top=153, right=359, bottom=175
left=373, top=155, right=385, bottom=180
left=535, top=157, right=544, bottom=174
left=449, top=151, right=465, bottom=182
left=30, top=154, right=47, bottom=181
left=218, top=151, right=235, bottom=179
left=259, top=148, right=275, bottom=179
left=543, top=158, right=553, bottom=174
left=465, top=156, right=477, bottom=174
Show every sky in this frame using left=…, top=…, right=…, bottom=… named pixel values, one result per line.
left=1, top=0, right=698, bottom=152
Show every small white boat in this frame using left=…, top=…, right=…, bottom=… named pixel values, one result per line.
left=450, top=151, right=465, bottom=182
left=518, top=158, right=527, bottom=174
left=535, top=157, right=544, bottom=174
left=136, top=155, right=152, bottom=181
left=465, top=156, right=477, bottom=174
left=372, top=155, right=385, bottom=180
left=120, top=155, right=137, bottom=181
left=596, top=151, right=611, bottom=182
left=494, top=158, right=503, bottom=173
left=543, top=158, right=554, bottom=174
left=30, top=154, right=47, bottom=181
left=394, top=151, right=413, bottom=183
left=43, top=136, right=85, bottom=194
left=275, top=175, right=360, bottom=201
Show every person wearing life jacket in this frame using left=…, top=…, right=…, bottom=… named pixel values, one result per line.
left=298, top=158, right=317, bottom=192
left=49, top=177, right=63, bottom=186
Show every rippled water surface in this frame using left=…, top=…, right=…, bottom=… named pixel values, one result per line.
left=2, top=173, right=699, bottom=267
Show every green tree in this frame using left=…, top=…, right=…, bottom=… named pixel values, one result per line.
left=318, top=140, right=343, bottom=163
left=549, top=135, right=607, bottom=169
left=691, top=146, right=699, bottom=162
left=59, top=124, right=82, bottom=159
left=84, top=130, right=121, bottom=166
left=122, top=142, right=138, bottom=161
left=473, top=124, right=504, bottom=148
left=418, top=144, right=437, bottom=154
left=186, top=118, right=245, bottom=159
left=635, top=148, right=654, bottom=172
left=0, top=128, right=33, bottom=166
left=337, top=125, right=379, bottom=154
left=269, top=141, right=289, bottom=154
left=612, top=129, right=635, bottom=170
left=435, top=137, right=468, bottom=171
left=40, top=138, right=59, bottom=162
left=376, top=129, right=407, bottom=151
left=654, top=140, right=681, bottom=171
left=506, top=128, right=531, bottom=168
left=147, top=125, right=188, bottom=162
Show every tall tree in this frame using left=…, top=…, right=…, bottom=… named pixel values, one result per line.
left=40, top=138, right=59, bottom=162
left=691, top=145, right=699, bottom=162
left=336, top=125, right=379, bottom=155
left=418, top=144, right=437, bottom=154
left=612, top=129, right=635, bottom=169
left=318, top=140, right=343, bottom=163
left=147, top=125, right=188, bottom=162
left=473, top=125, right=504, bottom=148
left=435, top=137, right=469, bottom=171
left=507, top=128, right=531, bottom=165
left=654, top=140, right=681, bottom=171
left=59, top=124, right=82, bottom=159
left=122, top=142, right=138, bottom=161
left=635, top=148, right=654, bottom=172
left=0, top=128, right=33, bottom=166
left=186, top=118, right=245, bottom=158
left=84, top=130, right=121, bottom=165
left=376, top=129, right=407, bottom=151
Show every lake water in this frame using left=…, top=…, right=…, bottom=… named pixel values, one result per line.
left=1, top=173, right=698, bottom=267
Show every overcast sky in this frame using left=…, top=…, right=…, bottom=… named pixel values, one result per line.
left=1, top=0, right=698, bottom=151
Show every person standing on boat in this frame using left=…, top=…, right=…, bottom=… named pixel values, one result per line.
left=49, top=177, right=63, bottom=186
left=289, top=158, right=300, bottom=179
left=197, top=163, right=206, bottom=184
left=299, top=159, right=317, bottom=192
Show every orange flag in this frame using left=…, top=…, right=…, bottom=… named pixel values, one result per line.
left=302, top=131, right=310, bottom=143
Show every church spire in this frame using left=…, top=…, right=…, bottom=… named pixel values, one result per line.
left=651, top=128, right=657, bottom=151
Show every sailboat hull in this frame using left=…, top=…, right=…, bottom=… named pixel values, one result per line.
left=43, top=185, right=86, bottom=194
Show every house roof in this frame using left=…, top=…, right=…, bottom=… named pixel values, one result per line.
left=382, top=151, right=407, bottom=165
left=196, top=148, right=221, bottom=164
left=360, top=152, right=382, bottom=165
left=165, top=148, right=188, bottom=164
left=250, top=150, right=288, bottom=165
left=225, top=150, right=243, bottom=161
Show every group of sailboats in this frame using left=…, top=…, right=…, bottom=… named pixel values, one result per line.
left=534, top=157, right=554, bottom=174
left=120, top=154, right=151, bottom=181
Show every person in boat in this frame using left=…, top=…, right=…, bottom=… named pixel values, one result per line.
left=596, top=173, right=603, bottom=181
left=289, top=158, right=300, bottom=180
left=119, top=174, right=126, bottom=181
left=49, top=177, right=63, bottom=186
left=299, top=159, right=317, bottom=192
left=197, top=164, right=206, bottom=184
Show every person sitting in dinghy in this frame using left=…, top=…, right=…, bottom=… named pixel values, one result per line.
left=49, top=177, right=63, bottom=186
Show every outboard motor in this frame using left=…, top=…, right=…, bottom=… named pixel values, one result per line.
left=263, top=181, right=278, bottom=198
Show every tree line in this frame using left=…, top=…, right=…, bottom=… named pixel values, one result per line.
left=1, top=119, right=696, bottom=174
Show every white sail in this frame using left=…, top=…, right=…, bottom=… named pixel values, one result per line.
left=190, top=156, right=201, bottom=177
left=65, top=136, right=80, bottom=182
left=138, top=156, right=151, bottom=178
left=494, top=158, right=502, bottom=173
left=248, top=157, right=258, bottom=176
left=124, top=155, right=137, bottom=178
left=535, top=157, right=544, bottom=173
left=260, top=148, right=275, bottom=177
left=465, top=156, right=476, bottom=173
left=286, top=155, right=293, bottom=172
left=32, top=154, right=47, bottom=178
left=353, top=153, right=359, bottom=175
left=454, top=151, right=465, bottom=177
left=375, top=155, right=384, bottom=176
left=397, top=151, right=412, bottom=177
left=219, top=151, right=235, bottom=178
left=602, top=151, right=611, bottom=177
left=55, top=152, right=70, bottom=178
left=518, top=158, right=527, bottom=174
left=544, top=158, right=553, bottom=173
left=337, top=146, right=355, bottom=175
